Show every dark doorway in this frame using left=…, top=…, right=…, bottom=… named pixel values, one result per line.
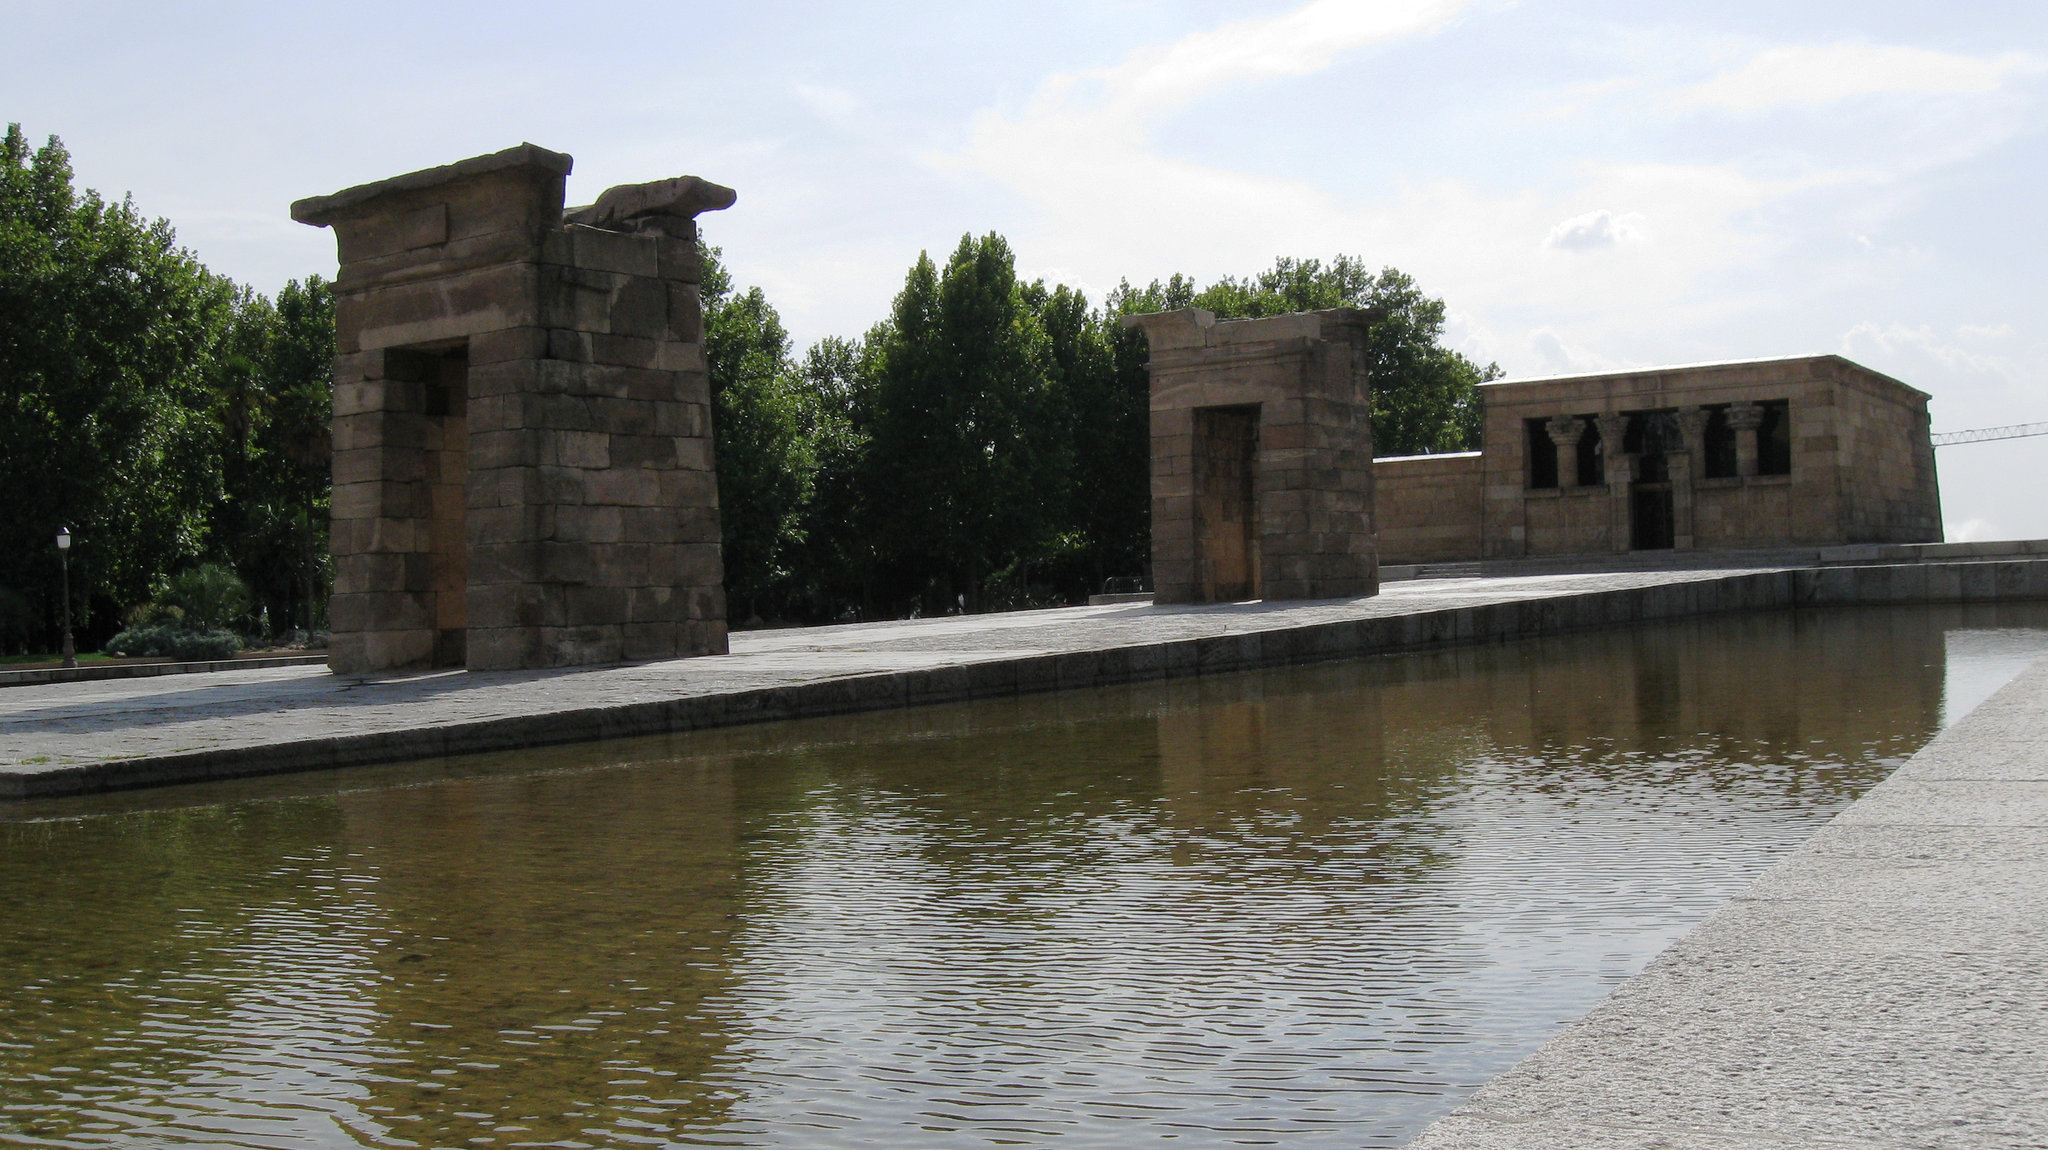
left=388, top=342, right=470, bottom=667
left=1627, top=411, right=1679, bottom=551
left=1631, top=484, right=1675, bottom=550
left=1194, top=406, right=1260, bottom=601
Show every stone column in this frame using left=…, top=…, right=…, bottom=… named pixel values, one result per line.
left=1545, top=415, right=1586, bottom=487
left=1596, top=413, right=1632, bottom=553
left=1727, top=401, right=1765, bottom=478
left=1673, top=406, right=1710, bottom=550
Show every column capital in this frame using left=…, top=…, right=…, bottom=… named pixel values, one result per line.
left=1545, top=414, right=1586, bottom=448
left=1594, top=413, right=1630, bottom=449
left=1725, top=400, right=1765, bottom=431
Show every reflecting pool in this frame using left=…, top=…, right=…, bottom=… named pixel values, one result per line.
left=4, top=603, right=2047, bottom=1149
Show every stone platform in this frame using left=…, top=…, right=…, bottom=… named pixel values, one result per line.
left=1406, top=651, right=2048, bottom=1150
left=4, top=559, right=2046, bottom=800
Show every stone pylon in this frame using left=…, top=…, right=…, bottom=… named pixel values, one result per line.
left=294, top=144, right=732, bottom=673
left=1126, top=307, right=1382, bottom=604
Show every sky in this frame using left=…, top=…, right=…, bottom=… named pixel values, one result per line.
left=8, top=0, right=2046, bottom=540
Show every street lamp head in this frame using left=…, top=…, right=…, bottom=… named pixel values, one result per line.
left=56, top=526, right=71, bottom=551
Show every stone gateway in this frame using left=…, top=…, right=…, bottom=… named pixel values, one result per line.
left=294, top=144, right=732, bottom=674
left=1128, top=308, right=1383, bottom=604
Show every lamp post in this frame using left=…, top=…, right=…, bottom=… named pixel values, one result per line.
left=56, top=526, right=76, bottom=669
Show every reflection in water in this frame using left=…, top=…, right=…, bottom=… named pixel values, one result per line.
left=3, top=604, right=2046, bottom=1148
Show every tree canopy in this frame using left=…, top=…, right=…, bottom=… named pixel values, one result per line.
left=0, top=124, right=332, bottom=653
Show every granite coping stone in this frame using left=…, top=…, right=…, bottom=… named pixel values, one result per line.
left=0, top=653, right=329, bottom=688
left=1404, top=653, right=2048, bottom=1150
left=3, top=560, right=2044, bottom=800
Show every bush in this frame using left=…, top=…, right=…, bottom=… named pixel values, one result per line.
left=172, top=629, right=241, bottom=661
left=104, top=624, right=241, bottom=661
left=160, top=564, right=253, bottom=632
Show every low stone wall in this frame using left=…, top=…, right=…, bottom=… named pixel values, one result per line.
left=1375, top=451, right=1484, bottom=564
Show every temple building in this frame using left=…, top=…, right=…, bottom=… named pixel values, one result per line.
left=1375, top=354, right=1942, bottom=565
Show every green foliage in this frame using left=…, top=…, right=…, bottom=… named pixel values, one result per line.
left=0, top=123, right=240, bottom=646
left=702, top=249, right=814, bottom=622
left=783, top=335, right=879, bottom=618
left=103, top=623, right=240, bottom=661
left=210, top=276, right=334, bottom=634
left=864, top=234, right=1069, bottom=613
left=0, top=125, right=334, bottom=653
left=158, top=562, right=253, bottom=632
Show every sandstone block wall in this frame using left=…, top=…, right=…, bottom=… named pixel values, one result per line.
left=1373, top=452, right=1483, bottom=564
left=296, top=144, right=732, bottom=674
left=1129, top=308, right=1381, bottom=603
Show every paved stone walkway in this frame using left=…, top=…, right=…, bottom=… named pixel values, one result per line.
left=4, top=559, right=2044, bottom=798
left=0, top=568, right=1767, bottom=797
left=1407, top=652, right=2048, bottom=1150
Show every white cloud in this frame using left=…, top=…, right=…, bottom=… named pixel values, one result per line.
left=1091, top=0, right=1469, bottom=121
left=1947, top=517, right=2001, bottom=543
left=1841, top=321, right=2021, bottom=383
left=950, top=0, right=1470, bottom=174
left=1543, top=209, right=1647, bottom=252
left=934, top=0, right=1476, bottom=302
left=1524, top=327, right=1625, bottom=375
left=1678, top=43, right=2032, bottom=114
left=943, top=3, right=1824, bottom=378
left=1959, top=323, right=2014, bottom=340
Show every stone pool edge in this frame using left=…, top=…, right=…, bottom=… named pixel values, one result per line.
left=6, top=558, right=2046, bottom=800
left=1402, top=648, right=2048, bottom=1150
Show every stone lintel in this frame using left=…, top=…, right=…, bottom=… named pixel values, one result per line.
left=290, top=143, right=574, bottom=226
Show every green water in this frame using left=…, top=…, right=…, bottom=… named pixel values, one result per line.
left=4, top=603, right=2047, bottom=1149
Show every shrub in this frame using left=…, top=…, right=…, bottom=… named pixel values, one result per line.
left=103, top=624, right=241, bottom=661
left=170, top=629, right=241, bottom=661
left=160, top=564, right=253, bottom=632
left=104, top=624, right=179, bottom=657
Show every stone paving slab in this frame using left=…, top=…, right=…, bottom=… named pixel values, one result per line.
left=2, top=560, right=2043, bottom=800
left=1405, top=654, right=2048, bottom=1150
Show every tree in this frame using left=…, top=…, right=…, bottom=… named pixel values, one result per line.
left=782, top=334, right=879, bottom=619
left=864, top=234, right=1068, bottom=614
left=700, top=247, right=813, bottom=623
left=0, top=124, right=239, bottom=650
left=211, top=276, right=334, bottom=634
left=1030, top=282, right=1146, bottom=593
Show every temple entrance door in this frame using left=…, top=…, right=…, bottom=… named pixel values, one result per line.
left=1194, top=405, right=1260, bottom=601
left=1631, top=482, right=1674, bottom=550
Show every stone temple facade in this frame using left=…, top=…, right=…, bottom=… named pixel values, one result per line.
left=1129, top=308, right=1381, bottom=604
left=1374, top=354, right=1941, bottom=563
left=294, top=144, right=731, bottom=674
